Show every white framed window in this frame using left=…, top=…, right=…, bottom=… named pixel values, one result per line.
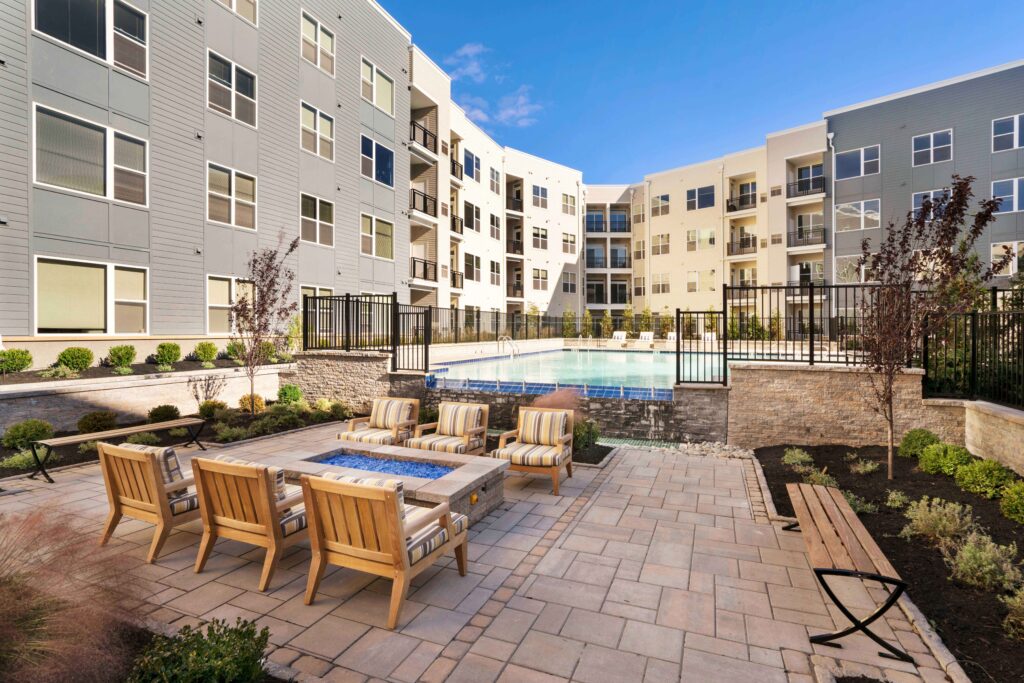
left=562, top=193, right=576, bottom=215
left=562, top=272, right=577, bottom=293
left=651, top=194, right=670, bottom=216
left=300, top=285, right=333, bottom=300
left=490, top=214, right=501, bottom=240
left=33, top=0, right=149, bottom=80
left=651, top=233, right=669, bottom=256
left=686, top=271, right=698, bottom=293
left=465, top=253, right=481, bottom=282
left=490, top=260, right=501, bottom=286
left=207, top=163, right=256, bottom=229
left=489, top=167, right=501, bottom=194
left=835, top=144, right=880, bottom=180
left=300, top=11, right=334, bottom=75
left=463, top=149, right=481, bottom=181
left=360, top=58, right=394, bottom=116
left=35, top=257, right=148, bottom=335
left=360, top=135, right=394, bottom=187
left=532, top=227, right=548, bottom=249
left=562, top=233, right=576, bottom=254
left=215, top=0, right=257, bottom=24
left=992, top=177, right=1024, bottom=214
left=991, top=241, right=1024, bottom=276
left=532, top=268, right=548, bottom=290
left=532, top=185, right=548, bottom=208
left=633, top=240, right=645, bottom=260
left=208, top=50, right=256, bottom=127
left=912, top=129, right=952, bottom=166
left=653, top=273, right=670, bottom=295
left=360, top=214, right=394, bottom=259
left=633, top=276, right=645, bottom=296
left=206, top=275, right=254, bottom=334
left=33, top=104, right=148, bottom=206
left=835, top=199, right=881, bottom=232
left=912, top=189, right=948, bottom=220
left=992, top=114, right=1024, bottom=153
left=835, top=255, right=875, bottom=284
left=300, top=193, right=333, bottom=247
left=463, top=201, right=480, bottom=231
left=686, top=186, right=714, bottom=210
left=300, top=102, right=334, bottom=160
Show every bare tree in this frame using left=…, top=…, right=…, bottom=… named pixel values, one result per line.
left=231, top=237, right=300, bottom=414
left=188, top=373, right=227, bottom=410
left=858, top=175, right=1009, bottom=479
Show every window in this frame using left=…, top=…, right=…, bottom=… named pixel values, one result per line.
left=912, top=129, right=952, bottom=166
left=701, top=269, right=716, bottom=292
left=835, top=145, right=879, bottom=180
left=34, top=106, right=148, bottom=205
left=562, top=272, right=577, bottom=293
left=35, top=0, right=148, bottom=78
left=651, top=194, right=670, bottom=217
left=360, top=214, right=393, bottom=259
left=835, top=255, right=871, bottom=284
left=835, top=199, right=881, bottom=232
left=652, top=233, right=669, bottom=256
left=796, top=212, right=824, bottom=236
left=207, top=276, right=253, bottom=334
left=360, top=58, right=394, bottom=115
left=207, top=163, right=255, bottom=229
left=562, top=193, right=576, bottom=215
left=463, top=150, right=481, bottom=181
left=490, top=214, right=501, bottom=240
left=300, top=285, right=333, bottom=300
left=464, top=201, right=481, bottom=231
left=912, top=189, right=948, bottom=220
left=215, top=0, right=257, bottom=24
left=609, top=209, right=629, bottom=232
left=562, top=233, right=576, bottom=254
left=992, top=114, right=1024, bottom=152
left=300, top=12, right=334, bottom=75
left=688, top=228, right=715, bottom=250
left=360, top=136, right=394, bottom=186
left=993, top=177, right=1024, bottom=214
left=532, top=185, right=548, bottom=208
left=633, top=276, right=645, bottom=296
left=633, top=240, right=645, bottom=260
left=652, top=273, right=670, bottom=295
left=991, top=241, right=1024, bottom=276
left=300, top=102, right=333, bottom=160
left=208, top=51, right=256, bottom=127
left=633, top=201, right=645, bottom=224
left=489, top=168, right=501, bottom=194
left=686, top=186, right=714, bottom=210
left=300, top=194, right=333, bottom=246
left=532, top=269, right=548, bottom=290
left=36, top=258, right=148, bottom=334
left=687, top=271, right=698, bottom=293
left=465, top=253, right=480, bottom=282
left=488, top=260, right=501, bottom=286
left=299, top=285, right=333, bottom=324
left=532, top=227, right=548, bottom=249
left=586, top=210, right=605, bottom=232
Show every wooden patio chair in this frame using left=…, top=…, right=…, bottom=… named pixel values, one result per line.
left=490, top=407, right=574, bottom=494
left=97, top=442, right=201, bottom=563
left=405, top=402, right=489, bottom=455
left=301, top=472, right=469, bottom=628
left=339, top=397, right=420, bottom=445
left=191, top=456, right=307, bottom=591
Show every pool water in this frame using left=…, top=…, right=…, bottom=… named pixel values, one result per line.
left=320, top=452, right=454, bottom=479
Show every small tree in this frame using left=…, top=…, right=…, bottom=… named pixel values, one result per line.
left=581, top=309, right=594, bottom=338
left=858, top=176, right=1008, bottom=480
left=600, top=310, right=614, bottom=338
left=658, top=306, right=673, bottom=338
left=639, top=307, right=653, bottom=333
left=562, top=309, right=577, bottom=338
left=621, top=305, right=634, bottom=337
left=704, top=305, right=717, bottom=334
left=230, top=238, right=300, bottom=415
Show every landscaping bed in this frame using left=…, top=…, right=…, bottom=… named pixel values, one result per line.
left=574, top=443, right=614, bottom=465
left=755, top=444, right=1024, bottom=683
left=0, top=359, right=289, bottom=386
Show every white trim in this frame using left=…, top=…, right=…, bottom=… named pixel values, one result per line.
left=834, top=198, right=882, bottom=232
left=992, top=177, right=1024, bottom=214
left=206, top=161, right=258, bottom=230
left=213, top=0, right=258, bottom=28
left=911, top=188, right=949, bottom=219
left=911, top=129, right=953, bottom=167
left=991, top=241, right=1024, bottom=276
left=359, top=134, right=395, bottom=188
left=359, top=55, right=395, bottom=118
left=207, top=48, right=258, bottom=129
left=299, top=100, right=334, bottom=161
left=299, top=191, right=335, bottom=248
left=204, top=273, right=255, bottom=336
left=834, top=144, right=880, bottom=181
left=992, top=113, right=1024, bottom=153
left=359, top=213, right=395, bottom=261
left=299, top=8, right=335, bottom=77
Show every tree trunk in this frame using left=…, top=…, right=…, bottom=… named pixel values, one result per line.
left=249, top=375, right=256, bottom=416
left=886, top=397, right=895, bottom=481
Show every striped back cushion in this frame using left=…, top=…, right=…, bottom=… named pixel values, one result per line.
left=213, top=454, right=287, bottom=501
left=437, top=403, right=481, bottom=437
left=518, top=409, right=568, bottom=447
left=320, top=472, right=407, bottom=522
left=370, top=399, right=414, bottom=430
left=118, top=444, right=186, bottom=497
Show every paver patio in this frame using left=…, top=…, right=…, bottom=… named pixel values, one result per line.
left=0, top=426, right=951, bottom=682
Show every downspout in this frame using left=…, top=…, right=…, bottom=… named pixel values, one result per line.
left=826, top=130, right=836, bottom=317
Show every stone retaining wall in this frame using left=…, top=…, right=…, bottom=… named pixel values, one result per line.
left=965, top=401, right=1024, bottom=475
left=287, top=350, right=425, bottom=414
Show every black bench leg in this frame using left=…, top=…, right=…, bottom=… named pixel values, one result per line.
left=181, top=422, right=207, bottom=451
left=782, top=521, right=800, bottom=531
left=27, top=444, right=55, bottom=484
left=811, top=568, right=914, bottom=664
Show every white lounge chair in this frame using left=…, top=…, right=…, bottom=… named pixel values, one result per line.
left=611, top=330, right=627, bottom=347
left=638, top=331, right=654, bottom=348
left=666, top=331, right=677, bottom=343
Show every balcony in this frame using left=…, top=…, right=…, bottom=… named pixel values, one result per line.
left=450, top=271, right=464, bottom=289
left=787, top=177, right=826, bottom=198
left=586, top=292, right=606, bottom=305
left=787, top=277, right=826, bottom=288
left=409, top=121, right=437, bottom=154
left=588, top=256, right=631, bottom=269
left=788, top=228, right=826, bottom=248
left=726, top=193, right=757, bottom=212
left=410, top=257, right=437, bottom=281
left=726, top=235, right=758, bottom=256
left=410, top=189, right=437, bottom=217
left=731, top=279, right=757, bottom=288
left=610, top=291, right=630, bottom=305
left=506, top=197, right=523, bottom=212
left=507, top=283, right=524, bottom=298
left=506, top=239, right=523, bottom=255
left=586, top=219, right=605, bottom=233
left=609, top=219, right=631, bottom=233
left=450, top=215, right=464, bottom=235
left=450, top=158, right=463, bottom=181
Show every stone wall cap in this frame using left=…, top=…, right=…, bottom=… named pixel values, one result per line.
left=727, top=361, right=925, bottom=376
left=968, top=400, right=1024, bottom=426
left=674, top=383, right=729, bottom=391
left=294, top=350, right=390, bottom=359
left=922, top=398, right=967, bottom=408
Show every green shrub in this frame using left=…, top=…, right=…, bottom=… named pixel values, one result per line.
left=155, top=364, right=174, bottom=373
left=77, top=441, right=97, bottom=455
left=898, top=428, right=939, bottom=459
left=168, top=428, right=188, bottom=438
left=213, top=407, right=241, bottom=423
left=277, top=384, right=303, bottom=405
left=239, top=394, right=266, bottom=414
left=419, top=405, right=439, bottom=424
left=955, top=460, right=1016, bottom=499
left=0, top=450, right=38, bottom=469
left=850, top=459, right=881, bottom=475
left=885, top=489, right=910, bottom=509
left=38, top=364, right=78, bottom=379
left=946, top=532, right=1022, bottom=591
left=573, top=420, right=600, bottom=453
left=842, top=491, right=878, bottom=515
left=900, top=496, right=976, bottom=549
left=277, top=351, right=294, bottom=363
left=313, top=397, right=333, bottom=412
left=247, top=412, right=303, bottom=438
left=193, top=341, right=219, bottom=364
left=77, top=411, right=117, bottom=434
left=919, top=443, right=973, bottom=476
left=1000, top=482, right=1024, bottom=525
left=154, top=342, right=181, bottom=366
left=126, top=432, right=159, bottom=446
left=112, top=365, right=134, bottom=375
left=803, top=468, right=838, bottom=488
left=782, top=448, right=814, bottom=468
left=107, top=344, right=136, bottom=368
left=127, top=618, right=269, bottom=683
left=56, top=347, right=94, bottom=372
left=199, top=400, right=228, bottom=419
left=843, top=451, right=860, bottom=463
left=214, top=423, right=248, bottom=443
left=1002, top=588, right=1024, bottom=640
left=2, top=419, right=54, bottom=450
left=329, top=401, right=352, bottom=421
left=259, top=341, right=278, bottom=363
left=0, top=348, right=33, bottom=374
left=225, top=340, right=245, bottom=363
left=148, top=404, right=181, bottom=423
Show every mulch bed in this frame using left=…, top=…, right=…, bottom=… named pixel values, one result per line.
left=755, top=444, right=1024, bottom=683
left=574, top=443, right=614, bottom=465
left=0, top=359, right=290, bottom=387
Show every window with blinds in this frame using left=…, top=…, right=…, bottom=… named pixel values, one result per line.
left=113, top=1, right=146, bottom=77
left=36, top=259, right=148, bottom=334
left=300, top=103, right=333, bottom=160
left=208, top=51, right=256, bottom=127
left=207, top=163, right=256, bottom=229
left=300, top=194, right=334, bottom=247
left=301, top=12, right=334, bottom=75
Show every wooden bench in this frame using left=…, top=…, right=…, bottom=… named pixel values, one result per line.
left=785, top=483, right=913, bottom=664
left=30, top=417, right=206, bottom=484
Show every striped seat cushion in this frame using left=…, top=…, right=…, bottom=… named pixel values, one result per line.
left=406, top=512, right=468, bottom=565
left=518, top=409, right=568, bottom=447
left=320, top=472, right=407, bottom=522
left=279, top=509, right=308, bottom=537
left=168, top=491, right=199, bottom=516
left=119, top=444, right=187, bottom=498
left=369, top=399, right=414, bottom=430
left=213, top=454, right=287, bottom=502
left=338, top=426, right=412, bottom=445
left=491, top=442, right=566, bottom=467
left=404, top=434, right=483, bottom=454
left=437, top=403, right=481, bottom=437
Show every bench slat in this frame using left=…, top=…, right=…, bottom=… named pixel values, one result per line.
left=825, top=487, right=901, bottom=580
left=799, top=483, right=856, bottom=570
left=813, top=485, right=877, bottom=575
left=786, top=483, right=834, bottom=570
left=38, top=417, right=204, bottom=447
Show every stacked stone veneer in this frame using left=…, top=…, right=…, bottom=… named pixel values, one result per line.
left=287, top=350, right=425, bottom=414
left=965, top=401, right=1024, bottom=475
left=726, top=362, right=965, bottom=448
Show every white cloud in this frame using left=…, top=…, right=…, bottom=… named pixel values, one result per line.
left=494, top=86, right=542, bottom=128
left=444, top=43, right=488, bottom=83
left=458, top=94, right=490, bottom=124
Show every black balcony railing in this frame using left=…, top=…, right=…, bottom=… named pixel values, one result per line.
left=409, top=121, right=437, bottom=153
left=410, top=257, right=437, bottom=281
left=609, top=220, right=631, bottom=233
left=788, top=228, right=826, bottom=247
left=610, top=291, right=631, bottom=305
left=450, top=158, right=463, bottom=180
left=450, top=271, right=464, bottom=289
left=787, top=277, right=826, bottom=288
left=609, top=255, right=631, bottom=269
left=586, top=293, right=606, bottom=305
left=410, top=189, right=437, bottom=217
left=726, top=193, right=757, bottom=212
left=506, top=197, right=523, bottom=212
left=586, top=256, right=605, bottom=268
left=787, top=176, right=826, bottom=198
left=732, top=279, right=757, bottom=288
left=450, top=215, right=464, bottom=235
left=507, top=283, right=524, bottom=298
left=726, top=235, right=758, bottom=256
left=507, top=239, right=523, bottom=255
left=586, top=219, right=605, bottom=233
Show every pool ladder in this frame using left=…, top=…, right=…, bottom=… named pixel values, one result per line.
left=497, top=335, right=520, bottom=359
left=575, top=335, right=594, bottom=352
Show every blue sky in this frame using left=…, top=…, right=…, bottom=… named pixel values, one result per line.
left=386, top=1, right=1024, bottom=184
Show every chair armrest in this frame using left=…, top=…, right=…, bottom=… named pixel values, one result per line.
left=347, top=416, right=370, bottom=431
left=466, top=425, right=487, bottom=437
left=403, top=502, right=450, bottom=537
left=415, top=422, right=438, bottom=437
left=394, top=419, right=417, bottom=437
left=498, top=430, right=518, bottom=448
left=276, top=492, right=305, bottom=512
left=172, top=476, right=196, bottom=490
left=558, top=432, right=573, bottom=446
